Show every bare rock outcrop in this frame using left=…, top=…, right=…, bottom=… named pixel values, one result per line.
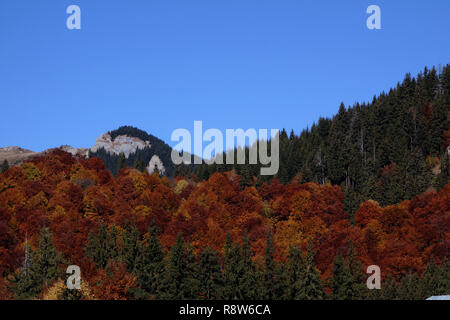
left=90, top=133, right=151, bottom=158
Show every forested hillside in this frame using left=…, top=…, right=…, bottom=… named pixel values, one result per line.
left=186, top=65, right=450, bottom=216
left=0, top=150, right=448, bottom=299
left=90, top=126, right=175, bottom=176
left=0, top=65, right=448, bottom=300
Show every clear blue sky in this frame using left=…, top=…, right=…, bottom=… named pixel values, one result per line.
left=1, top=0, right=449, bottom=151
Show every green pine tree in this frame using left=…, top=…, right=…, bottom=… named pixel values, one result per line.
left=398, top=273, right=420, bottom=300
left=157, top=234, right=186, bottom=299
left=85, top=224, right=118, bottom=268
left=134, top=158, right=146, bottom=172
left=33, top=227, right=64, bottom=289
left=133, top=221, right=164, bottom=299
left=261, top=230, right=277, bottom=299
left=381, top=276, right=398, bottom=300
left=286, top=246, right=304, bottom=300
left=223, top=233, right=240, bottom=300
left=199, top=246, right=224, bottom=300
left=435, top=152, right=449, bottom=190
left=182, top=243, right=201, bottom=299
left=8, top=235, right=41, bottom=299
left=300, top=240, right=324, bottom=299
left=346, top=240, right=366, bottom=299
left=1, top=160, right=9, bottom=173
left=223, top=233, right=260, bottom=299
left=331, top=254, right=352, bottom=300
left=117, top=153, right=127, bottom=173
left=122, top=222, right=141, bottom=273
left=237, top=233, right=259, bottom=299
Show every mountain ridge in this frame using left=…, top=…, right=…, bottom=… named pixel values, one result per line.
left=0, top=126, right=174, bottom=176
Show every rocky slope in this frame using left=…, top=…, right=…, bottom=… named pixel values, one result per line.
left=0, top=146, right=40, bottom=167
left=90, top=133, right=151, bottom=158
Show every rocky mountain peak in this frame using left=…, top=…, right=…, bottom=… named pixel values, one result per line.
left=90, top=132, right=151, bottom=158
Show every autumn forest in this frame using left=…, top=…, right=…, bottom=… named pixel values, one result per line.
left=0, top=65, right=449, bottom=300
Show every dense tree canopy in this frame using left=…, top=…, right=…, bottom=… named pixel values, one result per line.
left=187, top=65, right=450, bottom=214
left=0, top=149, right=448, bottom=299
